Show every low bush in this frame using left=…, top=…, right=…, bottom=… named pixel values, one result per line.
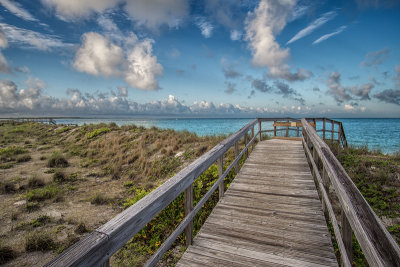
left=26, top=186, right=61, bottom=202
left=86, top=127, right=111, bottom=139
left=28, top=177, right=45, bottom=188
left=53, top=170, right=66, bottom=183
left=25, top=231, right=55, bottom=251
left=0, top=245, right=16, bottom=264
left=90, top=193, right=111, bottom=205
left=47, top=152, right=68, bottom=168
left=16, top=154, right=31, bottom=163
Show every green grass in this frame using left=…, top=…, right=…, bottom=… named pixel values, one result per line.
left=47, top=152, right=69, bottom=168
left=26, top=185, right=62, bottom=202
left=25, top=231, right=55, bottom=252
left=86, top=127, right=111, bottom=139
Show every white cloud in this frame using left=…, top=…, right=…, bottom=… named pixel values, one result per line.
left=244, top=0, right=312, bottom=82
left=0, top=0, right=38, bottom=21
left=73, top=32, right=124, bottom=77
left=395, top=65, right=400, bottom=87
left=41, top=0, right=118, bottom=21
left=245, top=0, right=294, bottom=73
left=194, top=17, right=214, bottom=38
left=42, top=0, right=189, bottom=30
left=124, top=0, right=189, bottom=30
left=230, top=30, right=242, bottom=41
left=313, top=25, right=347, bottom=45
left=287, top=11, right=337, bottom=45
left=0, top=27, right=9, bottom=73
left=0, top=23, right=68, bottom=50
left=73, top=32, right=163, bottom=90
left=344, top=104, right=355, bottom=111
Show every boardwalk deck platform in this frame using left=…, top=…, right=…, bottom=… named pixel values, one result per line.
left=178, top=139, right=338, bottom=267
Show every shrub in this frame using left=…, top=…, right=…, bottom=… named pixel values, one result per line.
left=28, top=177, right=45, bottom=188
left=0, top=146, right=27, bottom=161
left=74, top=223, right=89, bottom=234
left=47, top=152, right=68, bottom=168
left=25, top=202, right=40, bottom=212
left=16, top=154, right=31, bottom=163
left=0, top=182, right=16, bottom=194
left=25, top=231, right=55, bottom=251
left=30, top=214, right=51, bottom=227
left=90, top=193, right=111, bottom=205
left=53, top=170, right=66, bottom=183
left=86, top=127, right=111, bottom=139
left=26, top=186, right=61, bottom=202
left=0, top=245, right=16, bottom=265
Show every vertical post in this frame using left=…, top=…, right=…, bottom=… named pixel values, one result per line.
left=341, top=212, right=353, bottom=264
left=313, top=118, right=316, bottom=129
left=331, top=121, right=334, bottom=141
left=273, top=120, right=276, bottom=137
left=258, top=119, right=262, bottom=141
left=218, top=156, right=224, bottom=199
left=100, top=259, right=110, bottom=267
left=251, top=126, right=255, bottom=151
left=286, top=120, right=289, bottom=137
left=244, top=133, right=248, bottom=158
left=234, top=142, right=239, bottom=174
left=323, top=118, right=326, bottom=140
left=184, top=184, right=193, bottom=247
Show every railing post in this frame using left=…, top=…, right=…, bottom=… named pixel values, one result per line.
left=286, top=119, right=289, bottom=137
left=184, top=184, right=193, bottom=247
left=234, top=142, right=239, bottom=174
left=244, top=133, right=248, bottom=158
left=341, top=212, right=353, bottom=264
left=100, top=258, right=110, bottom=267
left=218, top=156, right=224, bottom=199
left=251, top=126, right=255, bottom=151
left=274, top=120, right=276, bottom=137
left=338, top=123, right=342, bottom=142
left=323, top=118, right=326, bottom=140
left=258, top=119, right=262, bottom=141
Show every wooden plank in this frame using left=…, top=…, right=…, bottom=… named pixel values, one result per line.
left=184, top=184, right=193, bottom=247
left=178, top=139, right=338, bottom=267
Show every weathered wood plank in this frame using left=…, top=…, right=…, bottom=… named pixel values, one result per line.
left=178, top=139, right=337, bottom=266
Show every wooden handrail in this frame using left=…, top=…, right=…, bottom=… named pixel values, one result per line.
left=301, top=119, right=400, bottom=266
left=45, top=119, right=258, bottom=267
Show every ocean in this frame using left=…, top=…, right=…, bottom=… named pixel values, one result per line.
left=54, top=117, right=400, bottom=155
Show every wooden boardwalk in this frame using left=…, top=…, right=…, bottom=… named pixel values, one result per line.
left=178, top=139, right=338, bottom=267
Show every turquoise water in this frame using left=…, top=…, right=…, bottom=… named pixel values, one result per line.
left=55, top=117, right=400, bottom=155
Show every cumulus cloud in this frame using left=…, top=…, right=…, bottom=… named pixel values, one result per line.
left=327, top=72, right=374, bottom=104
left=313, top=25, right=347, bottom=45
left=360, top=48, right=389, bottom=69
left=0, top=79, right=283, bottom=116
left=0, top=23, right=68, bottom=50
left=41, top=0, right=118, bottom=21
left=374, top=89, right=400, bottom=105
left=344, top=104, right=355, bottom=111
left=244, top=0, right=313, bottom=82
left=0, top=0, right=38, bottom=21
left=73, top=32, right=163, bottom=90
left=194, top=17, right=214, bottom=38
left=287, top=11, right=337, bottom=45
left=42, top=0, right=189, bottom=30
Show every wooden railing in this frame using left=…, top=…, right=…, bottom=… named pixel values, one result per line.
left=301, top=119, right=400, bottom=266
left=45, top=119, right=259, bottom=267
left=0, top=117, right=57, bottom=125
left=258, top=117, right=347, bottom=147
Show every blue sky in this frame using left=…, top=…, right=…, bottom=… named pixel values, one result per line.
left=0, top=0, right=399, bottom=117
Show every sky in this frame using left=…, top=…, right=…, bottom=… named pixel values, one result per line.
left=0, top=0, right=399, bottom=118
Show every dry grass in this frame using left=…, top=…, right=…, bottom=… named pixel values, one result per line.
left=0, top=121, right=223, bottom=266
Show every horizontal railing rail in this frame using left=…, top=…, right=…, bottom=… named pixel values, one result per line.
left=46, top=119, right=259, bottom=267
left=301, top=118, right=400, bottom=266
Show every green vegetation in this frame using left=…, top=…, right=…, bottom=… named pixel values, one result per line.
left=25, top=231, right=55, bottom=251
left=47, top=152, right=69, bottom=168
left=90, top=193, right=112, bottom=205
left=26, top=185, right=62, bottom=202
left=86, top=127, right=111, bottom=139
left=28, top=176, right=45, bottom=188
